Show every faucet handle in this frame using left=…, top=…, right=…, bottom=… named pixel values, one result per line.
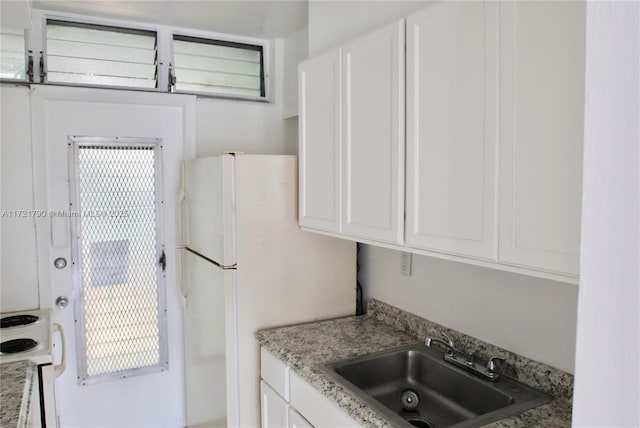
left=486, top=356, right=506, bottom=378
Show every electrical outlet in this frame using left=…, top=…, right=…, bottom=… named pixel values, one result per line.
left=400, top=252, right=412, bottom=276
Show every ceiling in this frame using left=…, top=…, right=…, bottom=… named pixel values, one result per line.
left=31, top=0, right=309, bottom=39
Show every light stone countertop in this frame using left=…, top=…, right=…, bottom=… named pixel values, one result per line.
left=256, top=299, right=573, bottom=428
left=0, top=360, right=36, bottom=428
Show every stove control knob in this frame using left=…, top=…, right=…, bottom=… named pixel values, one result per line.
left=56, top=296, right=70, bottom=310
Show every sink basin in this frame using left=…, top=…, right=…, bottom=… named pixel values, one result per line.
left=322, top=344, right=551, bottom=428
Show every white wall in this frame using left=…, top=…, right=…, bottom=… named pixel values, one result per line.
left=308, top=0, right=580, bottom=374
left=278, top=25, right=308, bottom=119
left=196, top=98, right=298, bottom=156
left=0, top=86, right=40, bottom=312
left=361, top=247, right=578, bottom=373
left=196, top=29, right=299, bottom=157
left=572, top=1, right=640, bottom=426
left=308, top=0, right=428, bottom=56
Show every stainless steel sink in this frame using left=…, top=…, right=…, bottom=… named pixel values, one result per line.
left=322, top=344, right=551, bottom=428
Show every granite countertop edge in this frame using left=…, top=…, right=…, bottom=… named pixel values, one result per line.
left=256, top=299, right=573, bottom=428
left=0, top=360, right=36, bottom=428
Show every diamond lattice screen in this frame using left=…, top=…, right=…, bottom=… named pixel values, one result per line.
left=75, top=144, right=163, bottom=380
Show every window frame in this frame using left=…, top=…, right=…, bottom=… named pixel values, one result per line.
left=44, top=18, right=160, bottom=91
left=170, top=32, right=269, bottom=101
left=22, top=8, right=271, bottom=102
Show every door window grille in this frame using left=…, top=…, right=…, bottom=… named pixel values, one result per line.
left=69, top=137, right=167, bottom=384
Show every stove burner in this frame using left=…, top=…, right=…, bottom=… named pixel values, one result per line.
left=0, top=314, right=39, bottom=329
left=0, top=338, right=39, bottom=354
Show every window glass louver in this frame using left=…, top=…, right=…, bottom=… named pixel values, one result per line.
left=173, top=35, right=264, bottom=98
left=0, top=27, right=27, bottom=80
left=46, top=20, right=158, bottom=89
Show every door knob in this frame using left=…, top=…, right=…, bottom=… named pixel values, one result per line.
left=54, top=257, right=67, bottom=269
left=56, top=296, right=70, bottom=309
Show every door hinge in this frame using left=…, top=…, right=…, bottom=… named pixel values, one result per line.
left=159, top=250, right=166, bottom=272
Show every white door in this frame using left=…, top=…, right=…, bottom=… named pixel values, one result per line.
left=298, top=48, right=342, bottom=234
left=498, top=2, right=584, bottom=275
left=182, top=156, right=234, bottom=265
left=30, top=86, right=196, bottom=428
left=341, top=18, right=405, bottom=245
left=405, top=1, right=498, bottom=260
left=181, top=250, right=227, bottom=427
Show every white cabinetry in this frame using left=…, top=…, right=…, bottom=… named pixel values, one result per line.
left=298, top=49, right=342, bottom=233
left=298, top=2, right=584, bottom=283
left=288, top=408, right=313, bottom=428
left=498, top=1, right=585, bottom=276
left=299, top=19, right=405, bottom=244
left=261, top=381, right=288, bottom=428
left=260, top=348, right=359, bottom=428
left=341, top=19, right=405, bottom=244
left=405, top=2, right=498, bottom=260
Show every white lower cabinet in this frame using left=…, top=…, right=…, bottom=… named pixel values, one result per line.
left=289, top=372, right=360, bottom=428
left=260, top=348, right=360, bottom=428
left=261, top=381, right=289, bottom=428
left=288, top=408, right=313, bottom=428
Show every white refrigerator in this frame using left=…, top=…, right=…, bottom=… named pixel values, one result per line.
left=178, top=154, right=356, bottom=428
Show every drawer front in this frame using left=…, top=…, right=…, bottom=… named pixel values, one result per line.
left=261, top=348, right=290, bottom=400
left=290, top=372, right=359, bottom=428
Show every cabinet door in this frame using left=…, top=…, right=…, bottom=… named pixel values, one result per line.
left=405, top=2, right=498, bottom=260
left=261, top=381, right=288, bottom=428
left=288, top=408, right=313, bottom=428
left=498, top=2, right=585, bottom=276
left=341, top=19, right=405, bottom=244
left=298, top=49, right=342, bottom=233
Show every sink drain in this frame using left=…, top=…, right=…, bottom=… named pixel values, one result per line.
left=400, top=388, right=420, bottom=411
left=405, top=416, right=434, bottom=428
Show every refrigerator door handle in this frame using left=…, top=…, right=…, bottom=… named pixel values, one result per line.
left=177, top=161, right=190, bottom=249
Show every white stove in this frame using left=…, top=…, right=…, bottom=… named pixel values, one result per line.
left=0, top=309, right=53, bottom=365
left=1, top=308, right=61, bottom=428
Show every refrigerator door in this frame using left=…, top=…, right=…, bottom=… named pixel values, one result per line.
left=231, top=155, right=356, bottom=428
left=182, top=155, right=235, bottom=266
left=181, top=249, right=228, bottom=427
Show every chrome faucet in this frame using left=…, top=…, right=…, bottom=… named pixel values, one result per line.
left=425, top=331, right=506, bottom=381
left=425, top=332, right=456, bottom=353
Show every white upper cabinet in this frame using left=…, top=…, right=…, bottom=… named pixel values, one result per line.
left=498, top=1, right=585, bottom=276
left=298, top=49, right=342, bottom=233
left=341, top=19, right=405, bottom=244
left=298, top=2, right=585, bottom=283
left=405, top=2, right=498, bottom=260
